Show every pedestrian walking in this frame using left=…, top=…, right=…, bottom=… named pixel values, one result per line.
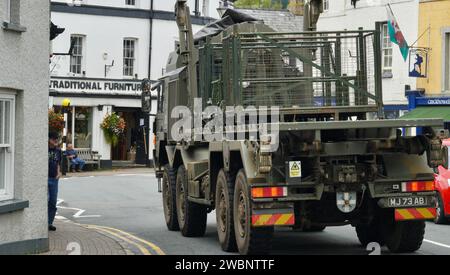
left=48, top=132, right=62, bottom=231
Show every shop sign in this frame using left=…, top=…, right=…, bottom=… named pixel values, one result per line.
left=409, top=47, right=429, bottom=78
left=50, top=77, right=142, bottom=93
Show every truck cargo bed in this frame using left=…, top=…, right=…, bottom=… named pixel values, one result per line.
left=265, top=119, right=444, bottom=132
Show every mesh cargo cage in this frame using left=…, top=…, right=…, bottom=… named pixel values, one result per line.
left=198, top=29, right=383, bottom=118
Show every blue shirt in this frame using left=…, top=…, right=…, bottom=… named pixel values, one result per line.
left=66, top=149, right=77, bottom=158
left=48, top=148, right=61, bottom=179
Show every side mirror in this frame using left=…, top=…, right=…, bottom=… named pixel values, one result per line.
left=141, top=79, right=152, bottom=114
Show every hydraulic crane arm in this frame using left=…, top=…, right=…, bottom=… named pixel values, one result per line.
left=175, top=0, right=198, bottom=101
left=304, top=0, right=323, bottom=31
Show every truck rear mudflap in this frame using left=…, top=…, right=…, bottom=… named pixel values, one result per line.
left=394, top=208, right=437, bottom=221
left=251, top=209, right=295, bottom=227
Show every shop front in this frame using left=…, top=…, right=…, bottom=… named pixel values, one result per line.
left=49, top=77, right=153, bottom=168
left=403, top=90, right=450, bottom=134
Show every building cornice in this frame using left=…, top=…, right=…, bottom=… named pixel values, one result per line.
left=50, top=2, right=216, bottom=25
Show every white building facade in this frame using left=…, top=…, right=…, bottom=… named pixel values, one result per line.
left=317, top=0, right=419, bottom=118
left=50, top=0, right=221, bottom=167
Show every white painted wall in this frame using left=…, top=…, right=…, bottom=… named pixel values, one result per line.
left=92, top=105, right=113, bottom=161
left=51, top=12, right=150, bottom=79
left=151, top=20, right=204, bottom=79
left=0, top=0, right=49, bottom=252
left=317, top=0, right=419, bottom=106
left=51, top=0, right=221, bottom=80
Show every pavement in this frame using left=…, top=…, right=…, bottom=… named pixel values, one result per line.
left=50, top=168, right=450, bottom=255
left=40, top=217, right=165, bottom=255
left=41, top=219, right=128, bottom=255
left=39, top=168, right=165, bottom=256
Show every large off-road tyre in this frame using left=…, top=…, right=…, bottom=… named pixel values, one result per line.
left=176, top=165, right=208, bottom=237
left=162, top=165, right=179, bottom=231
left=215, top=169, right=238, bottom=252
left=435, top=193, right=448, bottom=225
left=233, top=169, right=273, bottom=255
left=385, top=221, right=426, bottom=253
left=355, top=219, right=385, bottom=247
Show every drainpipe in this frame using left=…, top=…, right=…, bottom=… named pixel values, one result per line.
left=148, top=0, right=154, bottom=80
left=195, top=0, right=200, bottom=16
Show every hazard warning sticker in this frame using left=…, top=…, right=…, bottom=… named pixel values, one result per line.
left=289, top=161, right=302, bottom=178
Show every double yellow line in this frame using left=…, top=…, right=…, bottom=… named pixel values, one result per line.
left=84, top=224, right=166, bottom=255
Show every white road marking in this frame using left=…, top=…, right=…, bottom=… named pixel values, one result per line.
left=55, top=215, right=68, bottom=220
left=424, top=239, right=450, bottom=249
left=56, top=199, right=101, bottom=219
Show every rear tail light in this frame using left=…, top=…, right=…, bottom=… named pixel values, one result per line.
left=401, top=181, right=435, bottom=192
left=251, top=187, right=288, bottom=199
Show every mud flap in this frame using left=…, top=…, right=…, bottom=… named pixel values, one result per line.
left=251, top=209, right=295, bottom=227
left=394, top=208, right=436, bottom=221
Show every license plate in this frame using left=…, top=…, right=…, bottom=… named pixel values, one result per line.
left=388, top=197, right=429, bottom=208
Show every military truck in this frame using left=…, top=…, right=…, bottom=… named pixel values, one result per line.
left=144, top=0, right=444, bottom=254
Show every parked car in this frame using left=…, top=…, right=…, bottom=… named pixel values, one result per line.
left=434, top=140, right=450, bottom=224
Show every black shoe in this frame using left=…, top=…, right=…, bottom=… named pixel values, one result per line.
left=48, top=225, right=57, bottom=231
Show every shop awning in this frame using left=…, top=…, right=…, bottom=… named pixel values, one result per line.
left=401, top=107, right=450, bottom=122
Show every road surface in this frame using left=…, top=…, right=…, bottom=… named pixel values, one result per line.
left=56, top=171, right=450, bottom=255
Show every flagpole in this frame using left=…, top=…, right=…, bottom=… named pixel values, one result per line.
left=386, top=2, right=410, bottom=61
left=409, top=26, right=431, bottom=48
left=387, top=3, right=397, bottom=24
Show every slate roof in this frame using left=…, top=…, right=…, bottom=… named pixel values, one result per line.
left=234, top=8, right=304, bottom=32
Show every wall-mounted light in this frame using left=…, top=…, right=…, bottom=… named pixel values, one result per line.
left=105, top=60, right=115, bottom=78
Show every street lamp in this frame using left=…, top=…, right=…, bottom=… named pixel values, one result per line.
left=62, top=98, right=71, bottom=175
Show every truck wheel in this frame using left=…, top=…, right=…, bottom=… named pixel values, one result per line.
left=162, top=165, right=179, bottom=231
left=176, top=165, right=207, bottom=237
left=233, top=169, right=273, bottom=255
left=215, top=169, right=238, bottom=252
left=356, top=225, right=384, bottom=247
left=435, top=194, right=448, bottom=225
left=385, top=221, right=425, bottom=253
left=355, top=221, right=384, bottom=247
left=301, top=225, right=326, bottom=232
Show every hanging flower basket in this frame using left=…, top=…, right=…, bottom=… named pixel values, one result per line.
left=48, top=108, right=64, bottom=133
left=101, top=112, right=126, bottom=146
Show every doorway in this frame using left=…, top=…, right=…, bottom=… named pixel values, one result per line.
left=111, top=108, right=149, bottom=165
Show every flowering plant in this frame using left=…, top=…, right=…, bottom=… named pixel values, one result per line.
left=101, top=112, right=126, bottom=146
left=48, top=109, right=64, bottom=133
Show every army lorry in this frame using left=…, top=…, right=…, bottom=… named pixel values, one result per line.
left=144, top=0, right=444, bottom=255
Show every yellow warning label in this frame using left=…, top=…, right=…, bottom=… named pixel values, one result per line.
left=289, top=161, right=301, bottom=178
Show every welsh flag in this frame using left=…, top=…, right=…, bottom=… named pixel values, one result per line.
left=387, top=5, right=409, bottom=61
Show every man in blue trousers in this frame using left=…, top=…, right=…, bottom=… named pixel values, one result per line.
left=48, top=132, right=62, bottom=231
left=66, top=144, right=85, bottom=172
